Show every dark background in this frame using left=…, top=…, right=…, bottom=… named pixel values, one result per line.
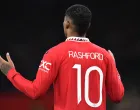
left=0, top=0, right=140, bottom=110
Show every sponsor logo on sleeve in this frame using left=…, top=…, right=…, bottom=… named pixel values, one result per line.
left=39, top=60, right=52, bottom=73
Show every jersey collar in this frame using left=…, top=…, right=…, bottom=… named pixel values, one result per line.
left=66, top=36, right=90, bottom=42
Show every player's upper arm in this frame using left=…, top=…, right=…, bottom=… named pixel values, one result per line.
left=6, top=48, right=60, bottom=100
left=105, top=52, right=124, bottom=103
left=32, top=49, right=59, bottom=98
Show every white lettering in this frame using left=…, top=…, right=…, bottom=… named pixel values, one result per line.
left=39, top=60, right=52, bottom=72
left=68, top=51, right=73, bottom=58
left=68, top=51, right=103, bottom=60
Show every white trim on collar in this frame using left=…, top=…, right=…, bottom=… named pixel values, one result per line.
left=66, top=37, right=90, bottom=42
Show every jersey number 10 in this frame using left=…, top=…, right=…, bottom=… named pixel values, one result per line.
left=73, top=64, right=103, bottom=108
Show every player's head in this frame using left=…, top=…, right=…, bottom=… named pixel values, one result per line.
left=63, top=4, right=92, bottom=37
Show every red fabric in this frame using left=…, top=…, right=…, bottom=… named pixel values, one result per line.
left=6, top=38, right=124, bottom=110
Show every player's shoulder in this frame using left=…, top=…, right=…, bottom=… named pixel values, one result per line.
left=91, top=43, right=107, bottom=52
left=91, top=42, right=110, bottom=59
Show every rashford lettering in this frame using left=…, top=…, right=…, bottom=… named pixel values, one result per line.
left=68, top=51, right=103, bottom=60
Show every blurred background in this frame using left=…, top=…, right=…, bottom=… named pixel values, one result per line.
left=0, top=0, right=140, bottom=110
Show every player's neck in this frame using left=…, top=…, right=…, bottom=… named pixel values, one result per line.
left=66, top=32, right=86, bottom=38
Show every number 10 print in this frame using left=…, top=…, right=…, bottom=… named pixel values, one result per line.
left=73, top=64, right=103, bottom=108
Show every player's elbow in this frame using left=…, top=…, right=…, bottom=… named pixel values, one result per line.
left=27, top=92, right=40, bottom=100
left=112, top=97, right=123, bottom=103
left=111, top=90, right=124, bottom=103
left=30, top=95, right=39, bottom=100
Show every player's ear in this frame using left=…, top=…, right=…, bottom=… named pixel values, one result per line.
left=64, top=16, right=71, bottom=29
left=65, top=20, right=70, bottom=29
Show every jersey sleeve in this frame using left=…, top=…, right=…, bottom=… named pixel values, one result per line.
left=106, top=53, right=124, bottom=103
left=6, top=50, right=58, bottom=99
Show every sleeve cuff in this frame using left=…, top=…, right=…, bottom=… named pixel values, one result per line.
left=7, top=68, right=18, bottom=80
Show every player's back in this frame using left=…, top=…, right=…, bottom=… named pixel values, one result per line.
left=53, top=37, right=123, bottom=110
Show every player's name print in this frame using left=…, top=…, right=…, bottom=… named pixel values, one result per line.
left=68, top=51, right=103, bottom=60
left=39, top=60, right=52, bottom=73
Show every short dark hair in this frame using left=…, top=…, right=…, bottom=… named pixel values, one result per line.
left=65, top=4, right=92, bottom=36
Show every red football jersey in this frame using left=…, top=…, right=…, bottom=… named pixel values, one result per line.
left=7, top=37, right=124, bottom=110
